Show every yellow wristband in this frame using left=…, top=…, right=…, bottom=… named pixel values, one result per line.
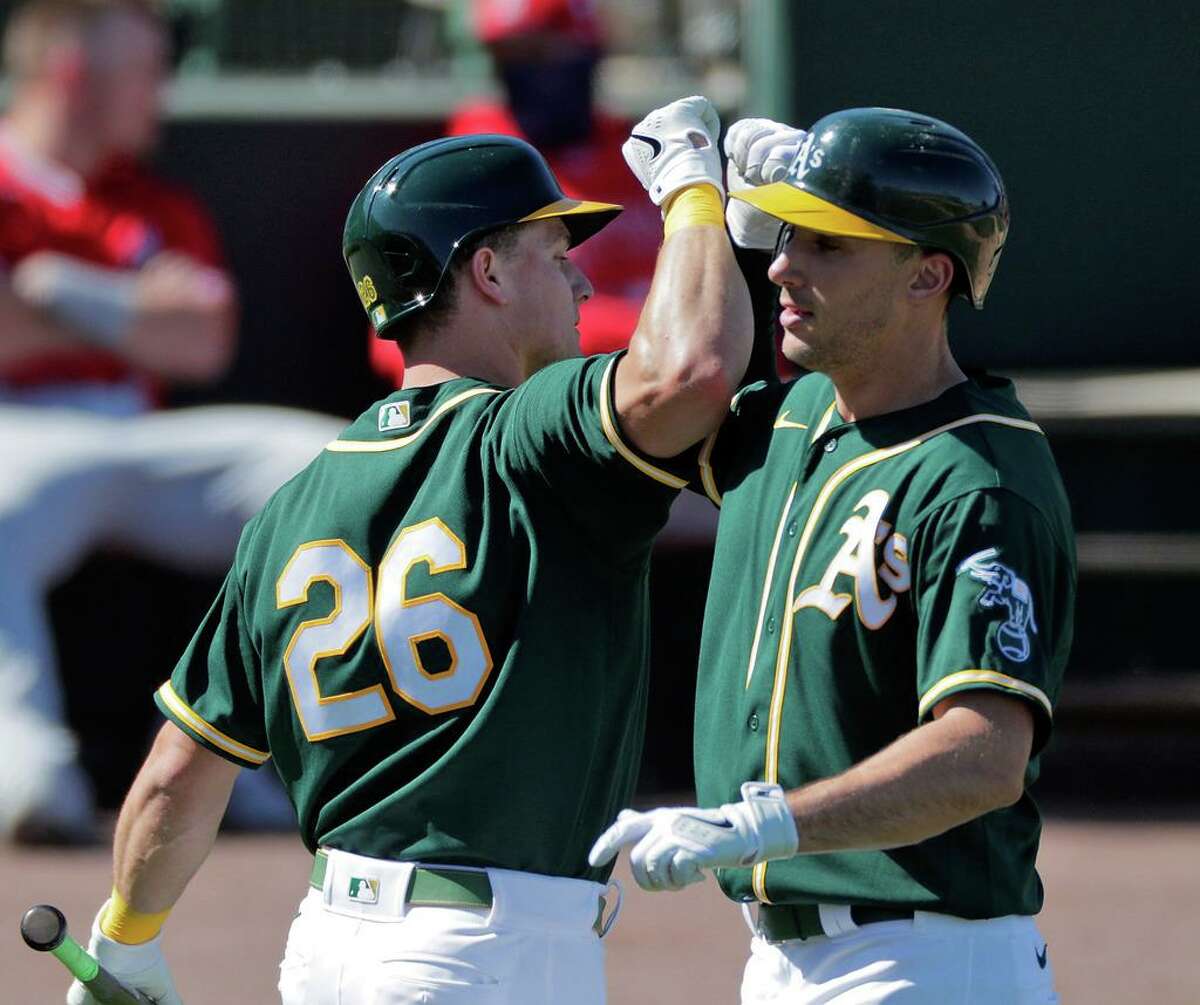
left=662, top=184, right=726, bottom=239
left=100, top=888, right=171, bottom=945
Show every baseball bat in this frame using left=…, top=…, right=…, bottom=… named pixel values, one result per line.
left=20, top=904, right=156, bottom=1005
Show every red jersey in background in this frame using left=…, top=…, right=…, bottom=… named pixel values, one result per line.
left=0, top=127, right=224, bottom=394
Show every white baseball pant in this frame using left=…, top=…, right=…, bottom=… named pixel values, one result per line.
left=279, top=849, right=614, bottom=1005
left=740, top=906, right=1059, bottom=1003
left=0, top=397, right=344, bottom=834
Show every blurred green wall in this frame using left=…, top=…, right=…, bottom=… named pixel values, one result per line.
left=746, top=0, right=1200, bottom=369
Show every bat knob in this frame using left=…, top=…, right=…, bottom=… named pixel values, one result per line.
left=20, top=903, right=68, bottom=952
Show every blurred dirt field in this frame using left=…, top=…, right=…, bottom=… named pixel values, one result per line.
left=4, top=815, right=1198, bottom=1004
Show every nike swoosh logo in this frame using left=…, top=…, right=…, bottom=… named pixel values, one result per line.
left=1036, top=944, right=1048, bottom=969
left=773, top=411, right=809, bottom=431
left=631, top=132, right=663, bottom=159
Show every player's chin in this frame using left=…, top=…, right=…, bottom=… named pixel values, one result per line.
left=558, top=326, right=583, bottom=360
left=780, top=330, right=820, bottom=369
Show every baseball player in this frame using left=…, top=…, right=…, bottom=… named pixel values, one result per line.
left=592, top=108, right=1075, bottom=1003
left=67, top=98, right=753, bottom=1004
left=0, top=0, right=346, bottom=843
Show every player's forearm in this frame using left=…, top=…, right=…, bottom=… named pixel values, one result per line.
left=618, top=189, right=753, bottom=457
left=785, top=699, right=1032, bottom=853
left=8, top=250, right=236, bottom=382
left=111, top=722, right=239, bottom=914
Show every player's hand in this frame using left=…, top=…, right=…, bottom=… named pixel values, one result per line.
left=588, top=782, right=799, bottom=892
left=724, top=117, right=808, bottom=250
left=123, top=252, right=236, bottom=383
left=66, top=902, right=182, bottom=1005
left=622, top=95, right=723, bottom=208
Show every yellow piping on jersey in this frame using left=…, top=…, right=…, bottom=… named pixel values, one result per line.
left=698, top=430, right=723, bottom=506
left=745, top=483, right=798, bottom=689
left=326, top=387, right=503, bottom=453
left=918, top=669, right=1052, bottom=721
left=698, top=386, right=768, bottom=505
left=752, top=410, right=1046, bottom=903
left=157, top=681, right=271, bottom=765
left=598, top=358, right=689, bottom=490
left=809, top=402, right=837, bottom=442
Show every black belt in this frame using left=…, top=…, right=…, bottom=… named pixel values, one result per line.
left=757, top=903, right=915, bottom=943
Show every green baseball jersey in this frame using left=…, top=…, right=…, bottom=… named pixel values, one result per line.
left=155, top=352, right=683, bottom=880
left=681, top=371, right=1075, bottom=917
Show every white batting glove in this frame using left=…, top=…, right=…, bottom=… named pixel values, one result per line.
left=588, top=782, right=799, bottom=892
left=66, top=902, right=181, bottom=1005
left=622, top=95, right=723, bottom=209
left=724, top=117, right=809, bottom=250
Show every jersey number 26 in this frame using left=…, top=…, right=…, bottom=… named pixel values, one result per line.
left=275, top=519, right=494, bottom=742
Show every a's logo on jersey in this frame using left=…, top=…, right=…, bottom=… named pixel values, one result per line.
left=347, top=876, right=380, bottom=904
left=356, top=275, right=379, bottom=308
left=957, top=548, right=1038, bottom=662
left=795, top=489, right=910, bottom=630
left=378, top=401, right=412, bottom=432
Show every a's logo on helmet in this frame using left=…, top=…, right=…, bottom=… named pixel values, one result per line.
left=356, top=275, right=379, bottom=309
left=787, top=132, right=825, bottom=184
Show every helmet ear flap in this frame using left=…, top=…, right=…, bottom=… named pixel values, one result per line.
left=383, top=236, right=443, bottom=313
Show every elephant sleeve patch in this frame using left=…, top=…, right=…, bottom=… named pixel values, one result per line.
left=955, top=547, right=1038, bottom=663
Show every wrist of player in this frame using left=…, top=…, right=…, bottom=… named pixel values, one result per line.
left=725, top=176, right=784, bottom=251
left=100, top=888, right=171, bottom=944
left=662, top=183, right=726, bottom=238
left=722, top=781, right=800, bottom=864
left=724, top=149, right=785, bottom=251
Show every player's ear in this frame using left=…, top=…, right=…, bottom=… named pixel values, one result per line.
left=907, top=251, right=954, bottom=304
left=466, top=246, right=512, bottom=307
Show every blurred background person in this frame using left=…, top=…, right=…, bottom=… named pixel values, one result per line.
left=0, top=0, right=343, bottom=845
left=369, top=0, right=662, bottom=386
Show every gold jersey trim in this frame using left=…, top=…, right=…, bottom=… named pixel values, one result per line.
left=698, top=429, right=723, bottom=506
left=326, top=387, right=503, bottom=453
left=918, top=669, right=1052, bottom=721
left=157, top=681, right=271, bottom=765
left=598, top=357, right=690, bottom=490
left=751, top=409, right=1046, bottom=903
left=810, top=402, right=837, bottom=442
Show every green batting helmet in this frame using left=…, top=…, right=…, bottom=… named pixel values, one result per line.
left=343, top=134, right=621, bottom=338
left=731, top=108, right=1009, bottom=308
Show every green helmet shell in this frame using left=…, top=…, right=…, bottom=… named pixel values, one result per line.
left=343, top=134, right=622, bottom=337
left=732, top=107, right=1009, bottom=308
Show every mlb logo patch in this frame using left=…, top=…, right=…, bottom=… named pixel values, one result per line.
left=348, top=876, right=380, bottom=904
left=378, top=401, right=412, bottom=432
